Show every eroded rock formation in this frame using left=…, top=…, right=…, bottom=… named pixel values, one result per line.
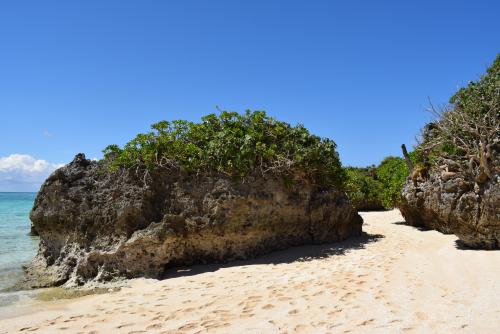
left=23, top=154, right=362, bottom=288
left=399, top=145, right=500, bottom=249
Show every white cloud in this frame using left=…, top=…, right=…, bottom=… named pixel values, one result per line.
left=43, top=130, right=54, bottom=138
left=0, top=154, right=64, bottom=192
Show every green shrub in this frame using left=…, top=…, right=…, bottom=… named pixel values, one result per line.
left=345, top=156, right=410, bottom=210
left=344, top=167, right=384, bottom=210
left=449, top=53, right=500, bottom=117
left=376, top=157, right=409, bottom=208
left=103, top=110, right=346, bottom=188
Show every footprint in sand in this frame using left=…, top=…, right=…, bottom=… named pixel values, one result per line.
left=327, top=308, right=343, bottom=315
left=358, top=318, right=375, bottom=326
left=19, top=327, right=39, bottom=332
left=248, top=295, right=261, bottom=299
left=116, top=322, right=134, bottom=329
left=198, top=301, right=215, bottom=309
left=145, top=323, right=163, bottom=330
left=312, top=321, right=327, bottom=327
left=278, top=296, right=292, bottom=301
left=182, top=307, right=196, bottom=312
left=150, top=315, right=164, bottom=321
left=293, top=324, right=308, bottom=332
left=178, top=322, right=198, bottom=331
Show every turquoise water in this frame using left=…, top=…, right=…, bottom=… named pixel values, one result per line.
left=0, top=192, right=38, bottom=292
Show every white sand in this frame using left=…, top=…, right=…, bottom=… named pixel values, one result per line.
left=1, top=210, right=499, bottom=333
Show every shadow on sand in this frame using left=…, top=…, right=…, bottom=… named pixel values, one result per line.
left=162, top=232, right=384, bottom=280
left=454, top=240, right=499, bottom=251
left=393, top=222, right=498, bottom=252
left=454, top=240, right=475, bottom=250
left=393, top=221, right=432, bottom=232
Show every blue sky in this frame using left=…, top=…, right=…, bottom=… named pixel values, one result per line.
left=0, top=1, right=499, bottom=191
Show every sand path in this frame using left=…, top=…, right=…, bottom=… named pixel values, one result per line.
left=1, top=210, right=499, bottom=333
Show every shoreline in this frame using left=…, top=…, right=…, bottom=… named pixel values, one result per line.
left=0, top=281, right=125, bottom=315
left=1, top=210, right=499, bottom=333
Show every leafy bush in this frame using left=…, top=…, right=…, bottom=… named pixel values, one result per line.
left=344, top=167, right=384, bottom=210
left=103, top=110, right=346, bottom=188
left=376, top=157, right=409, bottom=208
left=345, top=156, right=410, bottom=210
left=449, top=53, right=500, bottom=117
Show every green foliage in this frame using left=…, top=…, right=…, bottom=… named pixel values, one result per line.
left=103, top=110, right=346, bottom=188
left=376, top=157, right=409, bottom=208
left=345, top=156, right=410, bottom=210
left=449, top=53, right=500, bottom=117
left=344, top=167, right=384, bottom=210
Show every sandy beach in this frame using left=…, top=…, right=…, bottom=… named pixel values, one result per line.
left=1, top=210, right=499, bottom=333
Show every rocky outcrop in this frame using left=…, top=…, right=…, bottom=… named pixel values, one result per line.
left=399, top=158, right=500, bottom=249
left=23, top=154, right=362, bottom=288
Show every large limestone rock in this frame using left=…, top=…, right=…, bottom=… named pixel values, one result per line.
left=23, top=154, right=362, bottom=288
left=399, top=162, right=500, bottom=249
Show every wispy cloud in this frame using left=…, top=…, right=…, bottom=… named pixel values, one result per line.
left=42, top=130, right=54, bottom=138
left=0, top=154, right=64, bottom=192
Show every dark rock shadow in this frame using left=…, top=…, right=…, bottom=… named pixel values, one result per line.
left=161, top=232, right=384, bottom=280
left=455, top=240, right=475, bottom=250
left=454, top=239, right=499, bottom=251
left=393, top=221, right=432, bottom=231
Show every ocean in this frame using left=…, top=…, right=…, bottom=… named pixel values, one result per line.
left=0, top=192, right=38, bottom=292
